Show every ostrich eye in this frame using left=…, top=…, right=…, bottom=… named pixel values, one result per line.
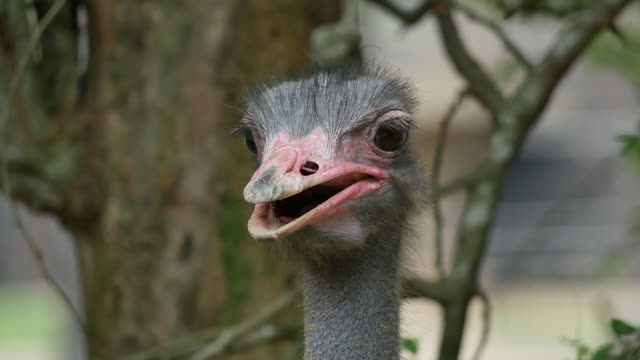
left=373, top=124, right=407, bottom=152
left=244, top=133, right=258, bottom=154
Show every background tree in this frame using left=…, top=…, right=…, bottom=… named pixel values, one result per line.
left=366, top=0, right=636, bottom=359
left=1, top=1, right=339, bottom=359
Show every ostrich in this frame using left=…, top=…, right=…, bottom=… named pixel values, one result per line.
left=238, top=66, right=427, bottom=360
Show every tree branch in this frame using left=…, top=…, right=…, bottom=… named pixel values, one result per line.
left=190, top=290, right=299, bottom=360
left=471, top=290, right=491, bottom=360
left=0, top=0, right=67, bottom=133
left=432, top=0, right=504, bottom=114
left=124, top=327, right=220, bottom=360
left=366, top=0, right=433, bottom=26
left=0, top=0, right=86, bottom=332
left=6, top=205, right=86, bottom=329
left=123, top=290, right=300, bottom=360
left=432, top=88, right=469, bottom=277
left=438, top=2, right=633, bottom=359
left=125, top=324, right=299, bottom=360
left=503, top=0, right=586, bottom=19
left=84, top=0, right=113, bottom=107
left=439, top=296, right=471, bottom=359
left=401, top=277, right=452, bottom=305
left=455, top=2, right=532, bottom=71
left=366, top=0, right=505, bottom=113
left=2, top=146, right=62, bottom=212
left=311, top=0, right=361, bottom=64
left=510, top=0, right=634, bottom=133
left=0, top=174, right=60, bottom=213
left=231, top=323, right=301, bottom=354
left=438, top=165, right=489, bottom=197
left=452, top=0, right=634, bottom=283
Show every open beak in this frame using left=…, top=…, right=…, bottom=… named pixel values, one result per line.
left=243, top=148, right=388, bottom=241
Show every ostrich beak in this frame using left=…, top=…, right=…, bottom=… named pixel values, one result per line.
left=243, top=139, right=388, bottom=242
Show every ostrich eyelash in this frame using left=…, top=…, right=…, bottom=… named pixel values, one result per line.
left=377, top=116, right=415, bottom=132
left=342, top=108, right=413, bottom=139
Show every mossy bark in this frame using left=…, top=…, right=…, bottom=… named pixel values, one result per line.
left=1, top=1, right=339, bottom=359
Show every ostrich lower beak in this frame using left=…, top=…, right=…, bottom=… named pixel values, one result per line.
left=243, top=151, right=388, bottom=241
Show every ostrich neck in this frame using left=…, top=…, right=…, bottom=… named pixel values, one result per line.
left=302, top=233, right=402, bottom=360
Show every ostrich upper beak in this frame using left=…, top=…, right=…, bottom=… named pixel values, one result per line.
left=243, top=141, right=388, bottom=242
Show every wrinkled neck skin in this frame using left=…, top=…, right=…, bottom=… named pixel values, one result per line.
left=302, top=231, right=402, bottom=360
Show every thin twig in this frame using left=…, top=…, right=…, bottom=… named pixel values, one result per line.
left=124, top=327, right=220, bottom=360
left=367, top=0, right=433, bottom=26
left=126, top=290, right=300, bottom=360
left=503, top=1, right=585, bottom=19
left=0, top=0, right=86, bottom=331
left=9, top=208, right=86, bottom=329
left=437, top=2, right=633, bottom=358
left=190, top=289, right=299, bottom=360
left=367, top=0, right=504, bottom=112
left=124, top=322, right=300, bottom=360
left=438, top=164, right=490, bottom=196
left=608, top=23, right=628, bottom=46
left=455, top=2, right=533, bottom=71
left=232, top=323, right=301, bottom=353
left=431, top=88, right=469, bottom=278
left=472, top=290, right=491, bottom=360
left=433, top=0, right=504, bottom=115
left=0, top=0, right=67, bottom=130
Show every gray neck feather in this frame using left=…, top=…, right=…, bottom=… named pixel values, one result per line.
left=302, top=233, right=401, bottom=360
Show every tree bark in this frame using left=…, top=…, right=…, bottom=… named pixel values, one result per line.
left=1, top=1, right=340, bottom=359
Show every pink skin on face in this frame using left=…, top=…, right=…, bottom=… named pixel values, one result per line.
left=243, top=129, right=390, bottom=241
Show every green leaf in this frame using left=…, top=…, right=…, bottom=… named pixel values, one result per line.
left=617, top=134, right=640, bottom=156
left=402, top=338, right=418, bottom=355
left=616, top=134, right=640, bottom=173
left=611, top=318, right=637, bottom=336
left=591, top=344, right=612, bottom=360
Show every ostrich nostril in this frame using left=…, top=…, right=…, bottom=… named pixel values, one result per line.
left=300, top=161, right=319, bottom=176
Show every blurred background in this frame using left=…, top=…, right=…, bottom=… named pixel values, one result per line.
left=1, top=0, right=639, bottom=359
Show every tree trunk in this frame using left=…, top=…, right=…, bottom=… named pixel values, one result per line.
left=1, top=1, right=339, bottom=359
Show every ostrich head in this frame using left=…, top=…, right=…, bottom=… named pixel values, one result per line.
left=238, top=66, right=426, bottom=260
left=238, top=66, right=427, bottom=359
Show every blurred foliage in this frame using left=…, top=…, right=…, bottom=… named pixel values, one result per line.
left=471, top=3, right=640, bottom=358
left=474, top=0, right=640, bottom=241
left=566, top=318, right=640, bottom=360
left=471, top=0, right=640, bottom=93
left=617, top=134, right=640, bottom=173
left=589, top=28, right=640, bottom=98
left=0, top=286, right=63, bottom=345
left=617, top=132, right=640, bottom=238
